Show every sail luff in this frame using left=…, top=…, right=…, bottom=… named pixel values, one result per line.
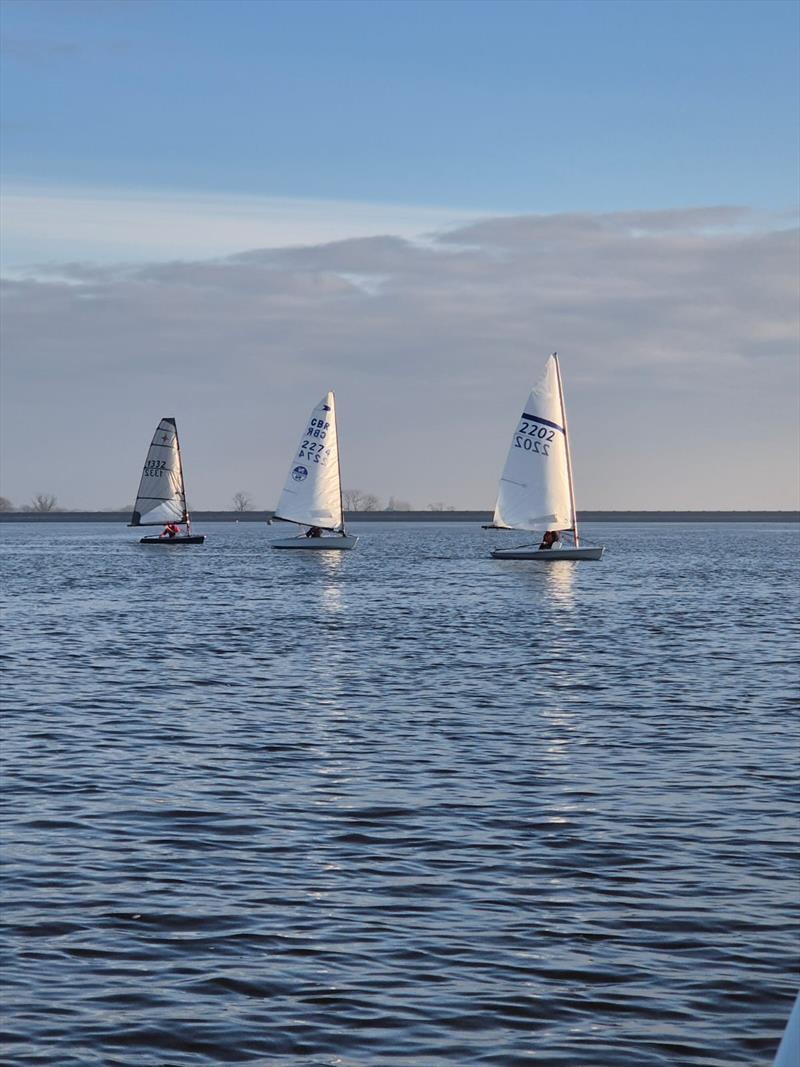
left=173, top=421, right=190, bottom=527
left=553, top=353, right=579, bottom=545
left=332, top=393, right=347, bottom=535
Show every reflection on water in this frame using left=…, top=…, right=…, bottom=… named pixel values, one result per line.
left=317, top=550, right=345, bottom=604
left=540, top=704, right=577, bottom=766
left=543, top=559, right=576, bottom=607
left=0, top=521, right=798, bottom=1067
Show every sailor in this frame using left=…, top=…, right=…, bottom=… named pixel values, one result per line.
left=538, top=530, right=561, bottom=550
left=161, top=523, right=181, bottom=538
left=305, top=526, right=323, bottom=538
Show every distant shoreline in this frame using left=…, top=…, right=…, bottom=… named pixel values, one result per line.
left=1, top=510, right=798, bottom=524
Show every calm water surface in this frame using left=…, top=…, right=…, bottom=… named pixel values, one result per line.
left=1, top=521, right=798, bottom=1066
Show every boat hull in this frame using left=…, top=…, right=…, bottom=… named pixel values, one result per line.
left=271, top=534, right=359, bottom=551
left=491, top=545, right=603, bottom=561
left=139, top=535, right=205, bottom=545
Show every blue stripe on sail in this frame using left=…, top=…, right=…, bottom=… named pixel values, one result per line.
left=521, top=412, right=565, bottom=434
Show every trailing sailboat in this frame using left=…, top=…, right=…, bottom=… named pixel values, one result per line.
left=269, top=392, right=358, bottom=550
left=487, top=354, right=603, bottom=560
left=129, top=417, right=205, bottom=545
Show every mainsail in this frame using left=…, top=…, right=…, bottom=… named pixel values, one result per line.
left=273, top=392, right=344, bottom=530
left=492, top=355, right=575, bottom=533
left=130, top=417, right=188, bottom=527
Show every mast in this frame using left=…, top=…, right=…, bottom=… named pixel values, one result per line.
left=332, top=391, right=346, bottom=534
left=553, top=353, right=579, bottom=547
left=173, top=418, right=190, bottom=531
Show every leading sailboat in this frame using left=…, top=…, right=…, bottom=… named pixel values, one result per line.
left=488, top=354, right=603, bottom=560
left=269, top=392, right=358, bottom=550
left=129, top=417, right=205, bottom=545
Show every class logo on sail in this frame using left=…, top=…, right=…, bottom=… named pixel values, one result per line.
left=292, top=465, right=308, bottom=482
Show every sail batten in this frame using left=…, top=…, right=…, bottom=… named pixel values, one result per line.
left=130, top=417, right=188, bottom=527
left=273, top=392, right=344, bottom=531
left=492, top=355, right=575, bottom=534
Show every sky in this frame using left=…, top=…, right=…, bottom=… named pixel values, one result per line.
left=1, top=0, right=798, bottom=510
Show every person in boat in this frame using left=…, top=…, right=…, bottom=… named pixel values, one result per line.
left=305, top=526, right=323, bottom=538
left=161, top=522, right=181, bottom=539
left=538, top=530, right=561, bottom=550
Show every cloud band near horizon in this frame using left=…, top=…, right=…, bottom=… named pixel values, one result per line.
left=1, top=206, right=797, bottom=511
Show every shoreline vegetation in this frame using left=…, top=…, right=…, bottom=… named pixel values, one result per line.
left=0, top=511, right=797, bottom=524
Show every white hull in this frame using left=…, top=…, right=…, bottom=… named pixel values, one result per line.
left=139, top=534, right=205, bottom=545
left=271, top=534, right=358, bottom=551
left=491, top=545, right=603, bottom=561
left=774, top=989, right=800, bottom=1067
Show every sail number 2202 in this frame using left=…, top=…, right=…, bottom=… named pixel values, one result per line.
left=515, top=420, right=554, bottom=456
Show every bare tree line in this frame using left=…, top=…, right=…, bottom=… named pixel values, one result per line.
left=230, top=489, right=422, bottom=512
left=0, top=493, right=62, bottom=513
left=0, top=491, right=458, bottom=514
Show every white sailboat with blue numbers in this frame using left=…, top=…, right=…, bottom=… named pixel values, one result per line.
left=269, top=391, right=358, bottom=550
left=488, top=354, right=603, bottom=560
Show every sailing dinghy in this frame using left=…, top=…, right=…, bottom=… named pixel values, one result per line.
left=129, top=417, right=205, bottom=545
left=269, top=392, right=358, bottom=550
left=488, top=354, right=603, bottom=561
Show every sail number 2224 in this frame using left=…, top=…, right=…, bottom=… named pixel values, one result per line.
left=515, top=420, right=554, bottom=456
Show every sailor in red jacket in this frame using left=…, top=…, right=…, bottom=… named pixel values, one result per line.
left=161, top=523, right=181, bottom=538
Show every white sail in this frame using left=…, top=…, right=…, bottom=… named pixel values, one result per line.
left=492, top=355, right=574, bottom=533
left=130, top=417, right=187, bottom=527
left=273, top=392, right=344, bottom=530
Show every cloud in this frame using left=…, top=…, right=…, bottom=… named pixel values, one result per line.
left=0, top=185, right=486, bottom=270
left=1, top=209, right=798, bottom=511
left=0, top=33, right=83, bottom=64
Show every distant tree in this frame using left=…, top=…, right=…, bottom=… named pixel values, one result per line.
left=427, top=502, right=446, bottom=512
left=0, top=496, right=13, bottom=512
left=386, top=497, right=412, bottom=511
left=343, top=489, right=381, bottom=511
left=232, top=491, right=254, bottom=512
left=25, top=493, right=59, bottom=513
left=342, top=489, right=364, bottom=511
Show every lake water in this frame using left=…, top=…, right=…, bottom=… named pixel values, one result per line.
left=1, top=521, right=798, bottom=1066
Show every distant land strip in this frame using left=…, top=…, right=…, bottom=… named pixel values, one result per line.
left=1, top=511, right=798, bottom=523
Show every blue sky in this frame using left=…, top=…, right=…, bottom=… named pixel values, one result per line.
left=2, top=0, right=798, bottom=215
left=1, top=0, right=798, bottom=510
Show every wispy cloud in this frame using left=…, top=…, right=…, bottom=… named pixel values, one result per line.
left=1, top=209, right=797, bottom=510
left=0, top=33, right=83, bottom=63
left=0, top=184, right=487, bottom=270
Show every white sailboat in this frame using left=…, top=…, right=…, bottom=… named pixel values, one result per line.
left=269, top=392, right=358, bottom=550
left=488, top=354, right=603, bottom=561
left=129, top=417, right=205, bottom=545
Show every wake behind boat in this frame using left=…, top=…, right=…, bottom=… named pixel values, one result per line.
left=269, top=392, right=358, bottom=551
left=129, top=417, right=205, bottom=545
left=487, top=353, right=603, bottom=561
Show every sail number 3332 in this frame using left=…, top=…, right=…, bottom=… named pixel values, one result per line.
left=515, top=420, right=555, bottom=456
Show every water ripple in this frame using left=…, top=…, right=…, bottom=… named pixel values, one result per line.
left=1, top=521, right=798, bottom=1065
